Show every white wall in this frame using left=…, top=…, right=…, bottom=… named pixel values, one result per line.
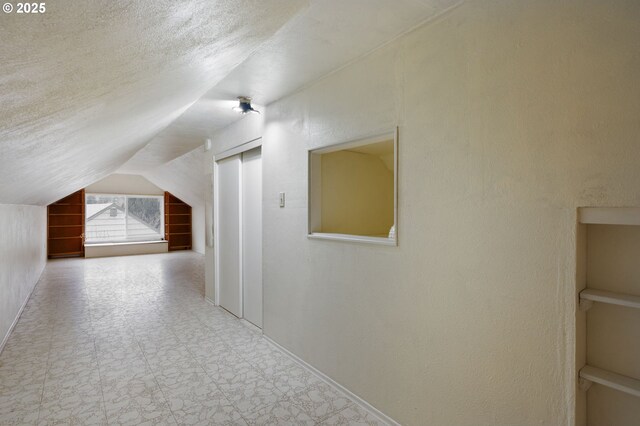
left=85, top=173, right=164, bottom=195
left=191, top=205, right=206, bottom=255
left=144, top=147, right=209, bottom=255
left=251, top=1, right=640, bottom=425
left=0, top=204, right=47, bottom=351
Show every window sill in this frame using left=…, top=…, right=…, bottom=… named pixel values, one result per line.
left=84, top=240, right=169, bottom=258
left=84, top=240, right=167, bottom=247
left=307, top=233, right=396, bottom=246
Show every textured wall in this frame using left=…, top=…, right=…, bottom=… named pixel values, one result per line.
left=144, top=147, right=209, bottom=254
left=318, top=150, right=394, bottom=236
left=0, top=205, right=47, bottom=350
left=258, top=1, right=640, bottom=425
left=85, top=174, right=164, bottom=195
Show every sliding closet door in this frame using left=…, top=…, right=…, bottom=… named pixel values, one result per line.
left=242, top=147, right=262, bottom=328
left=216, top=154, right=242, bottom=317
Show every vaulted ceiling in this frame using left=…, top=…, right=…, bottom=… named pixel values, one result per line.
left=0, top=0, right=460, bottom=205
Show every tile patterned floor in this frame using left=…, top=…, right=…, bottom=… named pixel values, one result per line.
left=0, top=252, right=387, bottom=425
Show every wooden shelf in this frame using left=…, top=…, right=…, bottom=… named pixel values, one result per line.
left=49, top=251, right=84, bottom=257
left=580, top=365, right=640, bottom=398
left=164, top=192, right=191, bottom=252
left=48, top=236, right=83, bottom=240
left=48, top=189, right=85, bottom=258
left=579, top=207, right=640, bottom=226
left=580, top=289, right=640, bottom=310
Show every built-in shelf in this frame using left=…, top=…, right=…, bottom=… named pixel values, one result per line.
left=580, top=288, right=640, bottom=310
left=579, top=365, right=640, bottom=398
left=164, top=192, right=192, bottom=251
left=48, top=189, right=85, bottom=258
left=579, top=207, right=640, bottom=226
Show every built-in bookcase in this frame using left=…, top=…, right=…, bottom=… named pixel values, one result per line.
left=576, top=208, right=640, bottom=425
left=47, top=189, right=85, bottom=258
left=164, top=192, right=192, bottom=251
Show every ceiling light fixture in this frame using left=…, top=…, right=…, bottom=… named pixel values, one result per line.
left=232, top=96, right=260, bottom=115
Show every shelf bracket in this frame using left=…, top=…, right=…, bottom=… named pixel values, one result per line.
left=579, top=298, right=593, bottom=312
left=579, top=377, right=593, bottom=392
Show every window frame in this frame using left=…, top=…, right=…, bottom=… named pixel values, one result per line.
left=307, top=128, right=398, bottom=246
left=84, top=193, right=165, bottom=244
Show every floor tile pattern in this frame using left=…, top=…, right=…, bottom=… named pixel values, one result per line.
left=0, top=252, right=387, bottom=425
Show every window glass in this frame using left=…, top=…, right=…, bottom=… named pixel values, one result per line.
left=85, top=194, right=163, bottom=243
left=126, top=197, right=162, bottom=241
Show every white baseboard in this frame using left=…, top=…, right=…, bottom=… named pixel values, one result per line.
left=205, top=296, right=216, bottom=306
left=0, top=274, right=41, bottom=355
left=263, top=336, right=401, bottom=426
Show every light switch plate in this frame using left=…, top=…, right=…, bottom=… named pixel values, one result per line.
left=279, top=192, right=285, bottom=208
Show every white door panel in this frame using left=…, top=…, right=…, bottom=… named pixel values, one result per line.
left=216, top=154, right=242, bottom=317
left=242, top=147, right=262, bottom=328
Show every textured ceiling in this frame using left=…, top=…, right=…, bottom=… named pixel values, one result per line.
left=0, top=0, right=306, bottom=205
left=1, top=0, right=460, bottom=205
left=119, top=0, right=461, bottom=173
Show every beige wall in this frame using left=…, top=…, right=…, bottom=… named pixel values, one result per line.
left=256, top=1, right=640, bottom=425
left=0, top=204, right=47, bottom=351
left=85, top=173, right=164, bottom=195
left=318, top=150, right=393, bottom=236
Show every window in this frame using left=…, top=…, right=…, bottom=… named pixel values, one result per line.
left=308, top=129, right=397, bottom=245
left=85, top=194, right=164, bottom=243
